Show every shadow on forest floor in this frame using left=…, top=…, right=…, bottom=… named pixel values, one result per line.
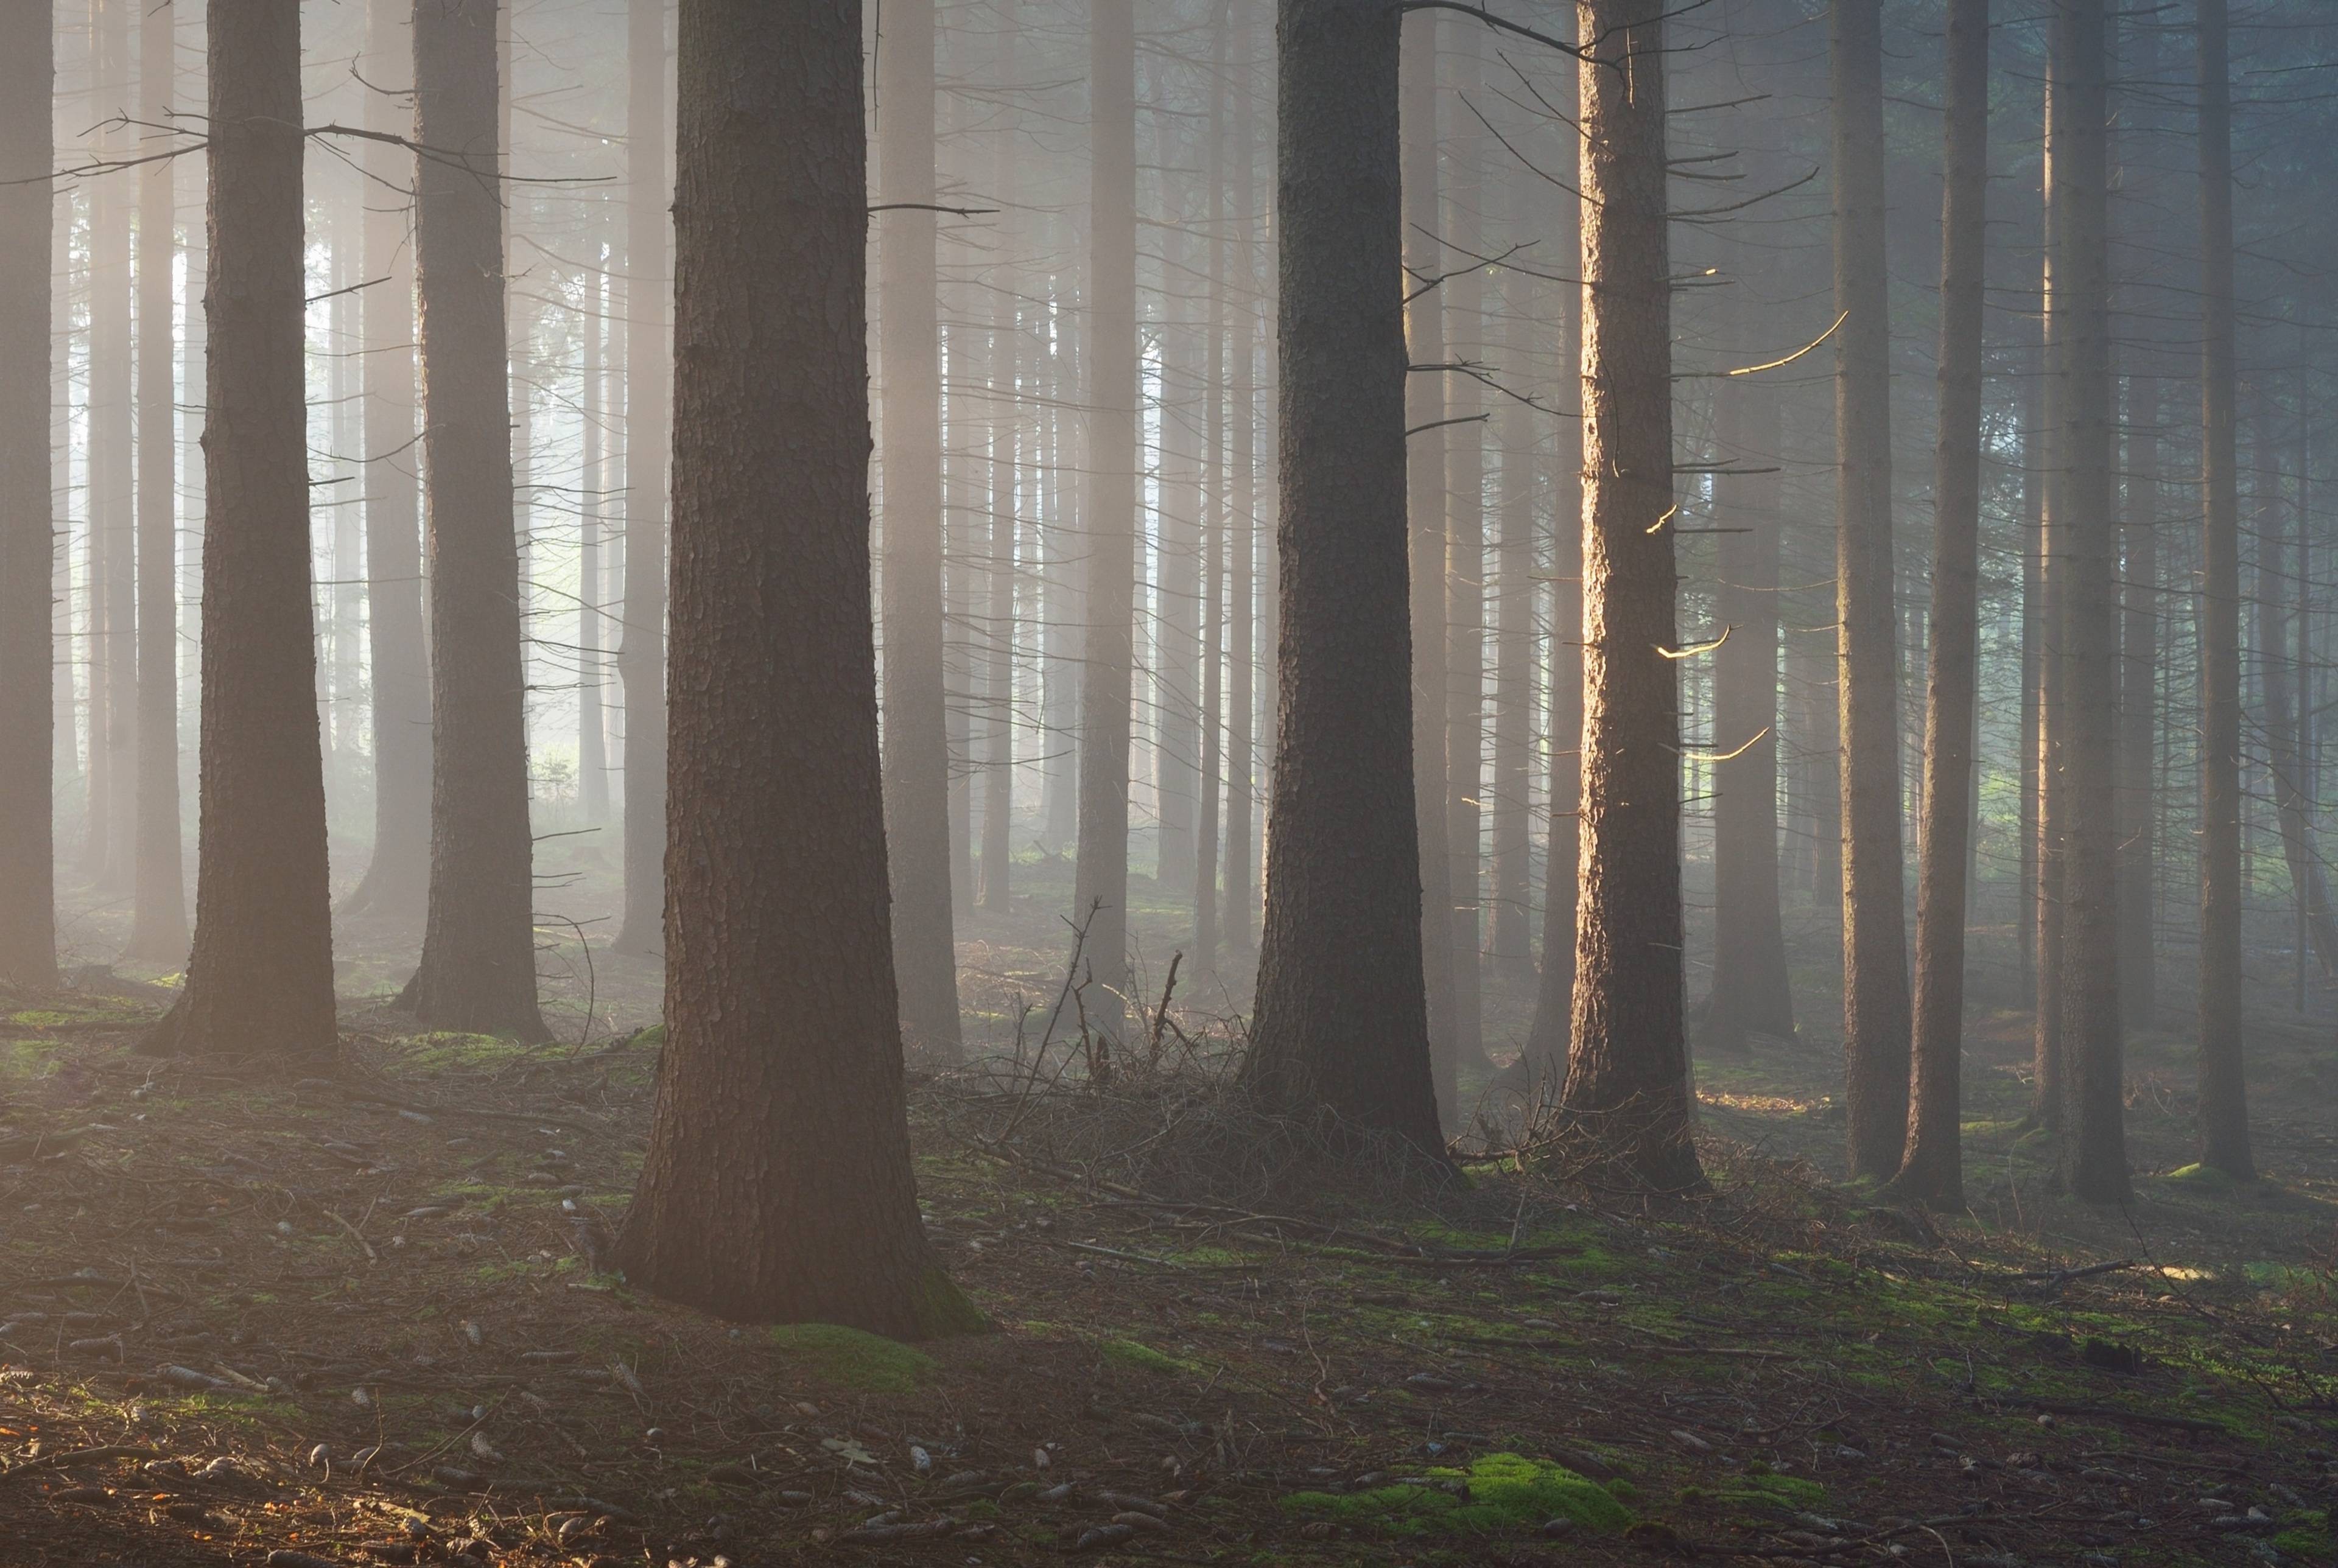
left=6, top=853, right=2334, bottom=1565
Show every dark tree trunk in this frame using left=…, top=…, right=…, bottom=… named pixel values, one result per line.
left=1074, top=0, right=1137, bottom=1043
left=126, top=0, right=189, bottom=965
left=1893, top=0, right=1989, bottom=1208
left=1831, top=0, right=1912, bottom=1181
left=1561, top=0, right=1704, bottom=1194
left=2193, top=0, right=2251, bottom=1179
left=1705, top=287, right=1794, bottom=1054
left=876, top=0, right=963, bottom=1055
left=0, top=0, right=54, bottom=987
left=2051, top=0, right=2128, bottom=1204
left=344, top=0, right=432, bottom=925
left=1400, top=10, right=1455, bottom=1118
left=613, top=0, right=670, bottom=957
left=399, top=0, right=550, bottom=1043
left=1241, top=0, right=1444, bottom=1161
left=615, top=0, right=977, bottom=1338
left=143, top=0, right=337, bottom=1059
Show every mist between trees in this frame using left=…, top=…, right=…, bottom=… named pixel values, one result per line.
left=1, top=0, right=2335, bottom=1332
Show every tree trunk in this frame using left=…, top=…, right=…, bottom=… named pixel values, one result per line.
left=615, top=0, right=977, bottom=1338
left=1156, top=211, right=1201, bottom=902
left=613, top=0, right=669, bottom=956
left=580, top=212, right=610, bottom=827
left=0, top=0, right=54, bottom=987
left=1488, top=155, right=1538, bottom=982
left=978, top=0, right=1020, bottom=914
left=88, top=0, right=135, bottom=892
left=126, top=0, right=189, bottom=964
left=1074, top=0, right=1137, bottom=1045
left=2033, top=67, right=2068, bottom=1131
left=1442, top=19, right=1486, bottom=1085
left=2118, top=374, right=2158, bottom=1024
left=1193, top=16, right=1229, bottom=981
left=1401, top=9, right=1455, bottom=1122
left=345, top=0, right=432, bottom=925
left=2193, top=0, right=2251, bottom=1179
left=1831, top=0, right=1912, bottom=1181
left=1223, top=6, right=1257, bottom=955
left=876, top=0, right=964, bottom=1056
left=143, top=0, right=337, bottom=1059
left=399, top=0, right=550, bottom=1043
left=1562, top=0, right=1704, bottom=1194
left=1894, top=0, right=1989, bottom=1208
left=1241, top=0, right=1444, bottom=1161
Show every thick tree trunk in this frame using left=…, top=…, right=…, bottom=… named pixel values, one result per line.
left=2193, top=0, right=2252, bottom=1179
left=1706, top=337, right=1795, bottom=1053
left=143, top=0, right=337, bottom=1059
left=1242, top=0, right=1444, bottom=1161
left=1442, top=21, right=1486, bottom=1085
left=2017, top=331, right=2041, bottom=1003
left=1156, top=214, right=1202, bottom=902
left=2051, top=0, right=2128, bottom=1204
left=613, top=0, right=669, bottom=956
left=1401, top=10, right=1455, bottom=1119
left=1893, top=0, right=1989, bottom=1208
left=1074, top=0, right=1137, bottom=1044
left=126, top=0, right=189, bottom=964
left=399, top=0, right=550, bottom=1043
left=0, top=0, right=54, bottom=987
left=615, top=0, right=977, bottom=1338
left=344, top=0, right=432, bottom=925
left=1831, top=0, right=1912, bottom=1181
left=876, top=0, right=963, bottom=1055
left=1488, top=158, right=1538, bottom=981
left=1562, top=0, right=1704, bottom=1195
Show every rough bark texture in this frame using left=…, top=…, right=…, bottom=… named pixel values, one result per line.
left=1400, top=10, right=1455, bottom=1117
left=125, top=0, right=189, bottom=964
left=143, top=0, right=338, bottom=1059
left=1830, top=0, right=1912, bottom=1181
left=2193, top=0, right=2252, bottom=1180
left=400, top=0, right=550, bottom=1043
left=1894, top=0, right=1989, bottom=1208
left=1074, top=0, right=1137, bottom=1043
left=345, top=0, right=432, bottom=925
left=615, top=0, right=975, bottom=1337
left=1705, top=323, right=1794, bottom=1053
left=613, top=0, right=670, bottom=957
left=1241, top=0, right=1444, bottom=1161
left=877, top=0, right=964, bottom=1056
left=1561, top=0, right=1704, bottom=1195
left=0, top=0, right=55, bottom=987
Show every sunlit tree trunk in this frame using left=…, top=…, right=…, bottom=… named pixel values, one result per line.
left=1243, top=0, right=1444, bottom=1160
left=616, top=0, right=977, bottom=1337
left=1442, top=19, right=1486, bottom=1085
left=2193, top=0, right=2251, bottom=1180
left=1563, top=0, right=1704, bottom=1194
left=1831, top=0, right=1912, bottom=1181
left=126, top=0, right=189, bottom=964
left=1893, top=0, right=1989, bottom=1208
left=399, top=0, right=550, bottom=1043
left=143, top=0, right=337, bottom=1058
left=2032, top=71, right=2067, bottom=1130
left=1488, top=157, right=1538, bottom=982
left=0, top=0, right=55, bottom=987
left=1074, top=0, right=1137, bottom=1043
left=876, top=0, right=964, bottom=1056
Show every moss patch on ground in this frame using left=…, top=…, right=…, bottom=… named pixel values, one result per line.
left=1280, top=1451, right=1635, bottom=1538
left=766, top=1323, right=936, bottom=1393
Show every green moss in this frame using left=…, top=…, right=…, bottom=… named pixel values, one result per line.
left=1280, top=1452, right=1634, bottom=1538
left=767, top=1323, right=937, bottom=1392
left=908, top=1264, right=990, bottom=1339
left=2272, top=1510, right=2331, bottom=1561
left=1101, top=1337, right=1196, bottom=1376
left=2159, top=1162, right=2241, bottom=1191
left=1708, top=1472, right=1827, bottom=1513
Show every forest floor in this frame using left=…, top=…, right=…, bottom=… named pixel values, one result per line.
left=4, top=852, right=2335, bottom=1567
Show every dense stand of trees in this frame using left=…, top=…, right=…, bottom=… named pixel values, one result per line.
left=7, top=0, right=2338, bottom=1329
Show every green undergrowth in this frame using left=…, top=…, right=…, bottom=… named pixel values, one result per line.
left=1100, top=1336, right=1201, bottom=1376
left=2273, top=1509, right=2333, bottom=1562
left=1280, top=1452, right=1635, bottom=1538
left=766, top=1323, right=938, bottom=1392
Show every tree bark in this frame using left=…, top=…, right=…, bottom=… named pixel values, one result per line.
left=1074, top=0, right=1137, bottom=1045
left=1562, top=0, right=1704, bottom=1195
left=876, top=0, right=964, bottom=1055
left=143, top=0, right=337, bottom=1059
left=1242, top=0, right=1444, bottom=1161
left=1488, top=155, right=1538, bottom=982
left=2193, top=0, right=2251, bottom=1180
left=1443, top=19, right=1486, bottom=1085
left=126, top=0, right=189, bottom=964
left=1893, top=0, right=1989, bottom=1208
left=1830, top=0, right=1912, bottom=1181
left=399, top=0, right=550, bottom=1042
left=0, top=0, right=55, bottom=987
left=616, top=0, right=977, bottom=1337
left=613, top=0, right=669, bottom=957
